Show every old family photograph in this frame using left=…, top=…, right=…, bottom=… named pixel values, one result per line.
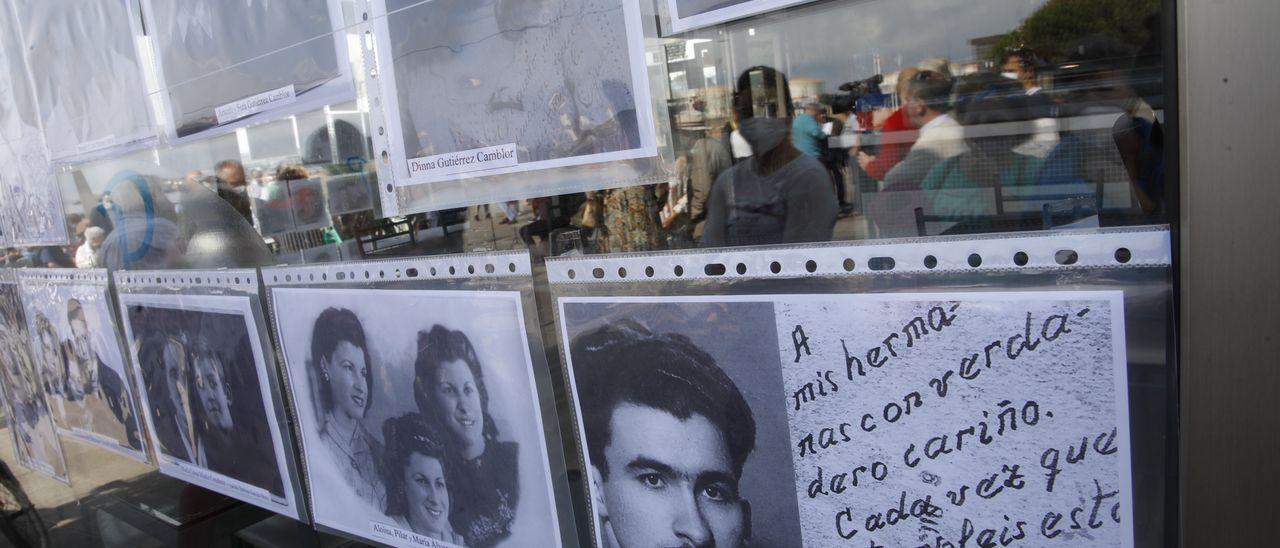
left=272, top=287, right=558, bottom=548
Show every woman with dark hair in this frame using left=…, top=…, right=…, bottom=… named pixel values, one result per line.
left=381, top=413, right=466, bottom=546
left=310, top=307, right=384, bottom=508
left=413, top=325, right=517, bottom=547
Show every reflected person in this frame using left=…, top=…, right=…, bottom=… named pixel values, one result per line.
left=310, top=307, right=385, bottom=508
left=572, top=320, right=757, bottom=548
left=701, top=66, right=837, bottom=247
left=382, top=413, right=468, bottom=546
left=413, top=325, right=518, bottom=547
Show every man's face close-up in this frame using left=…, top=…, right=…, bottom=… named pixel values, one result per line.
left=597, top=402, right=746, bottom=548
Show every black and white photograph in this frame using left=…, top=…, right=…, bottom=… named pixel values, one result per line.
left=374, top=0, right=655, bottom=187
left=271, top=287, right=559, bottom=548
left=288, top=177, right=331, bottom=231
left=0, top=0, right=67, bottom=246
left=118, top=293, right=299, bottom=518
left=665, top=0, right=819, bottom=33
left=325, top=172, right=374, bottom=215
left=561, top=292, right=1135, bottom=547
left=13, top=0, right=153, bottom=160
left=559, top=298, right=804, bottom=548
left=18, top=275, right=147, bottom=462
left=0, top=279, right=68, bottom=482
left=141, top=0, right=352, bottom=141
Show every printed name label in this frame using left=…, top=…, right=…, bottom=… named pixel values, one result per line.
left=407, top=143, right=519, bottom=178
left=215, top=85, right=297, bottom=124
left=369, top=521, right=453, bottom=548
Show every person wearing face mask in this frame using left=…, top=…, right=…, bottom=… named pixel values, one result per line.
left=700, top=66, right=837, bottom=247
left=1036, top=38, right=1164, bottom=216
left=413, top=325, right=517, bottom=548
left=920, top=73, right=1043, bottom=231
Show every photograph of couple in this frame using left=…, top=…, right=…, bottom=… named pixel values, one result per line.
left=120, top=294, right=298, bottom=517
left=272, top=287, right=558, bottom=548
left=18, top=278, right=146, bottom=461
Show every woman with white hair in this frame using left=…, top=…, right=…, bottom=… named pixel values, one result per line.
left=75, top=226, right=106, bottom=268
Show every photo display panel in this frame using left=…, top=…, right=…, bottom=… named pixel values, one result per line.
left=265, top=252, right=572, bottom=548
left=115, top=270, right=304, bottom=520
left=16, top=269, right=149, bottom=464
left=664, top=0, right=820, bottom=33
left=549, top=227, right=1175, bottom=548
left=0, top=270, right=69, bottom=482
left=0, top=0, right=68, bottom=246
left=364, top=0, right=659, bottom=213
left=140, top=0, right=354, bottom=143
left=12, top=0, right=155, bottom=162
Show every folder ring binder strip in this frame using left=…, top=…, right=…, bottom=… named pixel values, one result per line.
left=114, top=269, right=305, bottom=521
left=14, top=268, right=151, bottom=465
left=138, top=0, right=355, bottom=145
left=361, top=0, right=666, bottom=217
left=263, top=251, right=575, bottom=548
left=0, top=269, right=70, bottom=483
left=548, top=226, right=1174, bottom=548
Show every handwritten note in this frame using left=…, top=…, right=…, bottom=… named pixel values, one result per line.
left=776, top=292, right=1132, bottom=547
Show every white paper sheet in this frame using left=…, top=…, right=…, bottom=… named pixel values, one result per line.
left=371, top=0, right=656, bottom=190
left=559, top=291, right=1134, bottom=547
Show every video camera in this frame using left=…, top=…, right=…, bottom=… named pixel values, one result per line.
left=838, top=74, right=885, bottom=101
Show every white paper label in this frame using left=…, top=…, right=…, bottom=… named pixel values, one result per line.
left=407, top=143, right=519, bottom=179
left=369, top=520, right=457, bottom=548
left=215, top=85, right=297, bottom=124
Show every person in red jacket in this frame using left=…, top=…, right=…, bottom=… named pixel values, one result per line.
left=857, top=67, right=921, bottom=182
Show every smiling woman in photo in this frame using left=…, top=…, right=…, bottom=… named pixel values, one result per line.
left=310, top=307, right=385, bottom=509
left=414, top=325, right=518, bottom=548
left=381, top=413, right=467, bottom=546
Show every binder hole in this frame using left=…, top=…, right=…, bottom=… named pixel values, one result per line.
left=868, top=257, right=896, bottom=271
left=407, top=268, right=419, bottom=278
left=674, top=265, right=684, bottom=277
left=645, top=266, right=655, bottom=278
left=843, top=258, right=855, bottom=271
left=923, top=255, right=938, bottom=269
left=430, top=267, right=438, bottom=276
left=618, top=267, right=627, bottom=278
left=1054, top=250, right=1079, bottom=265
left=1114, top=248, right=1132, bottom=263
left=588, top=268, right=602, bottom=279
left=485, top=264, right=495, bottom=274
left=448, top=266, right=456, bottom=275
left=567, top=269, right=576, bottom=280
left=967, top=254, right=983, bottom=268
left=735, top=263, right=746, bottom=275
left=508, top=263, right=516, bottom=272
left=467, top=265, right=475, bottom=274
left=804, top=260, right=818, bottom=273
left=705, top=263, right=726, bottom=276
left=1013, top=251, right=1029, bottom=266
left=769, top=261, right=781, bottom=274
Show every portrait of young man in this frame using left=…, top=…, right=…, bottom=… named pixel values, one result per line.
left=572, top=319, right=758, bottom=548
